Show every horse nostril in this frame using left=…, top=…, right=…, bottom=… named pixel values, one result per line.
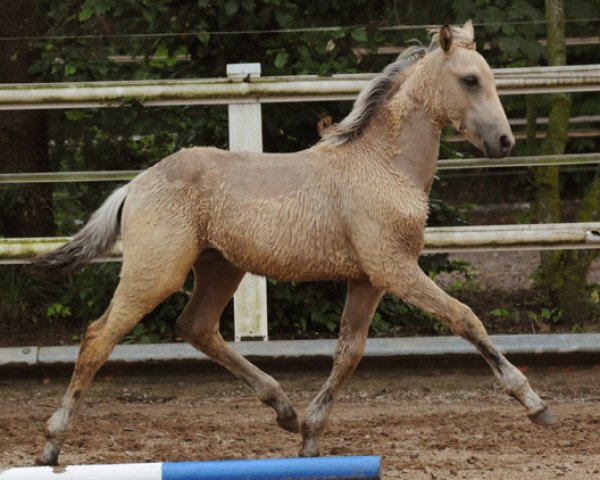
left=499, top=135, right=512, bottom=155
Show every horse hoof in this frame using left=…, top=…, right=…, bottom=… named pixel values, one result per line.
left=528, top=408, right=557, bottom=426
left=299, top=437, right=320, bottom=457
left=298, top=448, right=320, bottom=458
left=277, top=414, right=300, bottom=433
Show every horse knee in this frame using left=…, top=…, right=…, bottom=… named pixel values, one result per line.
left=454, top=303, right=487, bottom=340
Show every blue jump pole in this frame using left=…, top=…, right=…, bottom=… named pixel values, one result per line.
left=0, top=456, right=381, bottom=480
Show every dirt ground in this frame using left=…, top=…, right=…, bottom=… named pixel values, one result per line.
left=1, top=364, right=599, bottom=479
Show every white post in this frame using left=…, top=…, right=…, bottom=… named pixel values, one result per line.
left=227, top=63, right=268, bottom=342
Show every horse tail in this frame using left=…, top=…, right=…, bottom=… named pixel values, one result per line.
left=31, top=185, right=129, bottom=275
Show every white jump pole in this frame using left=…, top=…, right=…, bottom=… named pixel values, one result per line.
left=0, top=456, right=382, bottom=480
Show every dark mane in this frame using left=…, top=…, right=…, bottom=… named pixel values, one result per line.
left=321, top=46, right=426, bottom=146
left=321, top=24, right=475, bottom=147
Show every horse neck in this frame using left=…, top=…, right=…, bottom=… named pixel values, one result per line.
left=317, top=60, right=444, bottom=192
left=367, top=85, right=443, bottom=193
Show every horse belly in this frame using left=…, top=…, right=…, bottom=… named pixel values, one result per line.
left=208, top=203, right=364, bottom=282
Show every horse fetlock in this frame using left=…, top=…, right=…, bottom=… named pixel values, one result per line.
left=301, top=407, right=328, bottom=439
left=270, top=396, right=297, bottom=419
left=46, top=407, right=71, bottom=439
left=257, top=379, right=288, bottom=404
left=502, top=369, right=550, bottom=419
left=503, top=369, right=537, bottom=401
left=276, top=412, right=300, bottom=433
left=258, top=386, right=299, bottom=433
left=504, top=372, right=528, bottom=397
left=36, top=440, right=61, bottom=466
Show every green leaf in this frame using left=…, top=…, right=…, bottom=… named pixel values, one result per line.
left=350, top=27, right=367, bottom=42
left=274, top=50, right=289, bottom=69
left=46, top=303, right=72, bottom=318
left=79, top=6, right=94, bottom=21
left=241, top=0, right=255, bottom=11
left=224, top=0, right=239, bottom=16
left=498, top=37, right=520, bottom=55
left=501, top=25, right=516, bottom=35
left=92, top=0, right=113, bottom=15
left=490, top=308, right=509, bottom=317
left=196, top=32, right=210, bottom=45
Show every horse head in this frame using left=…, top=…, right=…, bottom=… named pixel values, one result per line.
left=428, top=20, right=516, bottom=158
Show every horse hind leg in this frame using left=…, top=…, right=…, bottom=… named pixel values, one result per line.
left=175, top=249, right=299, bottom=433
left=38, top=229, right=198, bottom=466
left=300, top=280, right=383, bottom=457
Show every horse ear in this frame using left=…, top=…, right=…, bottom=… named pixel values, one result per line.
left=439, top=25, right=453, bottom=53
left=463, top=19, right=475, bottom=39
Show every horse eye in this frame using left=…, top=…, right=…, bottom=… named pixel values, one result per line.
left=462, top=75, right=479, bottom=87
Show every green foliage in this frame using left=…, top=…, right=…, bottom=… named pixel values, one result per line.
left=123, top=321, right=170, bottom=344
left=268, top=281, right=345, bottom=334
left=0, top=267, right=42, bottom=325
left=454, top=0, right=546, bottom=65
left=267, top=279, right=453, bottom=337
left=46, top=303, right=72, bottom=319
left=3, top=0, right=599, bottom=343
left=488, top=305, right=564, bottom=332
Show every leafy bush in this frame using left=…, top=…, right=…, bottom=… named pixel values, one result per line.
left=5, top=0, right=598, bottom=343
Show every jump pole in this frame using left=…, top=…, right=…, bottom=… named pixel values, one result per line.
left=0, top=456, right=381, bottom=480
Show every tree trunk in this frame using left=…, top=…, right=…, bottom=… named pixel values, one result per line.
left=530, top=0, right=570, bottom=209
left=552, top=170, right=600, bottom=319
left=532, top=0, right=598, bottom=320
left=0, top=0, right=55, bottom=237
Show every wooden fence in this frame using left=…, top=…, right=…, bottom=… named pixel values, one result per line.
left=1, top=63, right=599, bottom=340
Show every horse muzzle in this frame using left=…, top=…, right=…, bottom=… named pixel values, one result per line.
left=483, top=133, right=515, bottom=159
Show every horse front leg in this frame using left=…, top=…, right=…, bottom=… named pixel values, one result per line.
left=384, top=260, right=555, bottom=425
left=300, top=280, right=383, bottom=457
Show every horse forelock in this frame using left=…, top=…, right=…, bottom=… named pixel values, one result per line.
left=321, top=24, right=475, bottom=148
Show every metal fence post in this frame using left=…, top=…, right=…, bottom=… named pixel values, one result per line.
left=227, top=63, right=268, bottom=341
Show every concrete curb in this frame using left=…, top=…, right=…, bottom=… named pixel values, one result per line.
left=1, top=333, right=599, bottom=369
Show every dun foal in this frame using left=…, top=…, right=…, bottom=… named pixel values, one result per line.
left=34, top=22, right=555, bottom=465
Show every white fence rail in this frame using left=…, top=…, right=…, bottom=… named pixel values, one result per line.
left=1, top=153, right=598, bottom=185
left=2, top=223, right=599, bottom=265
left=0, top=65, right=599, bottom=110
left=1, top=63, right=599, bottom=340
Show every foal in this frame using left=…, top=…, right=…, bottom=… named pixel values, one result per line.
left=34, top=21, right=554, bottom=465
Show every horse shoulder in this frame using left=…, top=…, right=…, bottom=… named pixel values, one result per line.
left=341, top=164, right=429, bottom=261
